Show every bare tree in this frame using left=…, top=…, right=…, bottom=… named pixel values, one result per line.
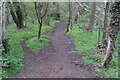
left=100, top=1, right=120, bottom=68
left=87, top=2, right=96, bottom=32
left=34, top=2, right=49, bottom=39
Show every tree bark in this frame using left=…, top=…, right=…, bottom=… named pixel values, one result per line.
left=87, top=2, right=96, bottom=32
left=15, top=2, right=24, bottom=28
left=102, top=2, right=109, bottom=42
left=38, top=19, right=42, bottom=39
left=6, top=14, right=9, bottom=26
left=2, top=2, right=6, bottom=39
left=9, top=3, right=18, bottom=27
left=34, top=2, right=41, bottom=39
left=44, top=14, right=50, bottom=26
left=100, top=2, right=120, bottom=68
left=74, top=13, right=78, bottom=24
left=66, top=2, right=72, bottom=33
left=9, top=2, right=24, bottom=29
left=23, top=3, right=27, bottom=27
left=0, top=2, right=2, bottom=42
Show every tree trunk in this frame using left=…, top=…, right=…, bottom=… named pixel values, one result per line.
left=47, top=14, right=50, bottom=26
left=34, top=2, right=48, bottom=39
left=9, top=2, right=24, bottom=29
left=53, top=12, right=60, bottom=20
left=87, top=2, right=96, bottom=32
left=74, top=14, right=78, bottom=24
left=0, top=2, right=2, bottom=42
left=6, top=15, right=9, bottom=26
left=38, top=20, right=42, bottom=39
left=102, top=2, right=109, bottom=42
left=44, top=14, right=50, bottom=26
left=66, top=2, right=72, bottom=33
left=15, top=2, right=24, bottom=29
left=100, top=2, right=120, bottom=68
left=9, top=3, right=18, bottom=27
left=0, top=2, right=3, bottom=69
left=34, top=2, right=42, bottom=39
left=2, top=2, right=6, bottom=39
left=23, top=3, right=27, bottom=27
left=66, top=16, right=70, bottom=33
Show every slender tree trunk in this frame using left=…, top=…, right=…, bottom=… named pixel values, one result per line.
left=38, top=19, right=43, bottom=39
left=6, top=15, right=9, bottom=26
left=0, top=3, right=2, bottom=43
left=74, top=14, right=78, bottom=24
left=100, top=2, right=120, bottom=68
left=23, top=3, right=27, bottom=27
left=44, top=14, right=50, bottom=26
left=47, top=14, right=50, bottom=26
left=66, top=2, right=72, bottom=33
left=34, top=2, right=42, bottom=39
left=0, top=2, right=3, bottom=69
left=66, top=16, right=70, bottom=33
left=87, top=2, right=96, bottom=32
left=2, top=2, right=6, bottom=39
left=98, top=26, right=101, bottom=45
left=70, top=19, right=73, bottom=30
left=102, top=2, right=109, bottom=42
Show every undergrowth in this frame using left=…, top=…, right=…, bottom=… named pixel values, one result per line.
left=66, top=22, right=119, bottom=78
left=82, top=35, right=119, bottom=78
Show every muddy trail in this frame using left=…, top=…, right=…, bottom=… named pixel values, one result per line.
left=12, top=20, right=96, bottom=78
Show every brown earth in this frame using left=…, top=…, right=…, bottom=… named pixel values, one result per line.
left=12, top=20, right=96, bottom=78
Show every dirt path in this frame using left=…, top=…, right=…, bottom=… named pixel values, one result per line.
left=12, top=20, right=96, bottom=78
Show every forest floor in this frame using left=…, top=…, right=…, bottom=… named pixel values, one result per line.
left=12, top=20, right=96, bottom=78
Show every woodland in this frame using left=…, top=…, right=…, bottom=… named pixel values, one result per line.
left=0, top=1, right=120, bottom=78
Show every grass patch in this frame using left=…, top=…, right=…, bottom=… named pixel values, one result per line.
left=82, top=54, right=119, bottom=68
left=1, top=20, right=59, bottom=78
left=95, top=68, right=119, bottom=78
left=26, top=35, right=50, bottom=52
left=66, top=23, right=98, bottom=54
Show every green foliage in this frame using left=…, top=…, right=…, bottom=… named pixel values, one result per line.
left=0, top=43, right=4, bottom=54
left=96, top=68, right=118, bottom=78
left=81, top=46, right=119, bottom=78
left=2, top=54, right=23, bottom=78
left=2, top=38, right=10, bottom=54
left=1, top=20, right=59, bottom=78
left=82, top=54, right=119, bottom=68
left=66, top=23, right=98, bottom=54
left=26, top=36, right=50, bottom=52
